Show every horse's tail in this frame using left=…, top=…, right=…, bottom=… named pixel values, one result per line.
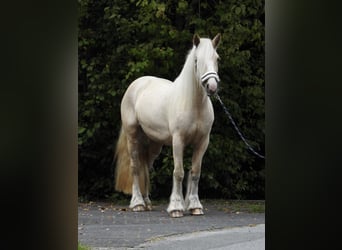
left=114, top=126, right=149, bottom=195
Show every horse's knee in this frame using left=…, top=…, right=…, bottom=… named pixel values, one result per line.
left=173, top=169, right=184, bottom=182
left=190, top=168, right=201, bottom=180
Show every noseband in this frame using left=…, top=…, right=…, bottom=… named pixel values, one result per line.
left=201, top=71, right=220, bottom=85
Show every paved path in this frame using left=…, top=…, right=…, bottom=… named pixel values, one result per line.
left=78, top=201, right=265, bottom=249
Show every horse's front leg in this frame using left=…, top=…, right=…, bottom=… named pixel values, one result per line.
left=167, top=134, right=185, bottom=218
left=185, top=135, right=210, bottom=215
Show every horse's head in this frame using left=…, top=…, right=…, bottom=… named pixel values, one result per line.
left=193, top=33, right=221, bottom=96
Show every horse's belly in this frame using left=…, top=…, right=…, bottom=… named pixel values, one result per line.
left=140, top=123, right=172, bottom=145
left=134, top=78, right=173, bottom=144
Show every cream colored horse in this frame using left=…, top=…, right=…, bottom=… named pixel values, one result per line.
left=115, top=34, right=221, bottom=217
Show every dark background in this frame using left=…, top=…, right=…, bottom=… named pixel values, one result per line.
left=78, top=0, right=265, bottom=202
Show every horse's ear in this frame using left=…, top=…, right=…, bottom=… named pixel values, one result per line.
left=212, top=33, right=221, bottom=49
left=193, top=34, right=200, bottom=47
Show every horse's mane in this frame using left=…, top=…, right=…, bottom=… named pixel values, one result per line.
left=175, top=38, right=216, bottom=83
left=172, top=39, right=216, bottom=108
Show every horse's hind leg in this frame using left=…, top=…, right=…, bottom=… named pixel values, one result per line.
left=143, top=141, right=162, bottom=211
left=185, top=135, right=210, bottom=215
left=125, top=126, right=146, bottom=212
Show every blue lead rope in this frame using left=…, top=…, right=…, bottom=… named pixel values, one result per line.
left=214, top=93, right=265, bottom=159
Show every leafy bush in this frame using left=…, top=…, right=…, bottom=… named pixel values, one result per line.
left=79, top=0, right=264, bottom=201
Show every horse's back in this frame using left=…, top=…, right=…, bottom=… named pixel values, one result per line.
left=122, top=76, right=172, bottom=110
left=124, top=76, right=171, bottom=97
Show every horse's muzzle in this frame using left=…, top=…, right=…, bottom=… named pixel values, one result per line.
left=201, top=71, right=220, bottom=96
left=205, top=79, right=218, bottom=95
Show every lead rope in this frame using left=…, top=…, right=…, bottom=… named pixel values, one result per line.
left=214, top=93, right=265, bottom=159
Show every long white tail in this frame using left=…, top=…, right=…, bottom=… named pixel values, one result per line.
left=114, top=127, right=149, bottom=195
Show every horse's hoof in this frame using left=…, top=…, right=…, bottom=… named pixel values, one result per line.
left=170, top=210, right=183, bottom=218
left=190, top=208, right=204, bottom=216
left=132, top=205, right=145, bottom=212
left=146, top=204, right=152, bottom=211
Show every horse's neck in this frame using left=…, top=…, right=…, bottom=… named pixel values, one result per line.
left=172, top=49, right=207, bottom=110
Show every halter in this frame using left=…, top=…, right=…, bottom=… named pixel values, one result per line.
left=194, top=57, right=220, bottom=91
left=200, top=71, right=220, bottom=85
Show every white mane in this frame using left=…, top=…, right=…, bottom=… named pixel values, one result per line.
left=173, top=38, right=217, bottom=109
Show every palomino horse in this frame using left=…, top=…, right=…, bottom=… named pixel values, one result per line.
left=115, top=34, right=221, bottom=217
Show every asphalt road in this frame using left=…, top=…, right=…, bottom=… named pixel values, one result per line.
left=78, top=201, right=265, bottom=249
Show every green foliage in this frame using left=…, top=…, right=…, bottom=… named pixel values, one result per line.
left=79, top=0, right=264, bottom=200
left=78, top=242, right=90, bottom=250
